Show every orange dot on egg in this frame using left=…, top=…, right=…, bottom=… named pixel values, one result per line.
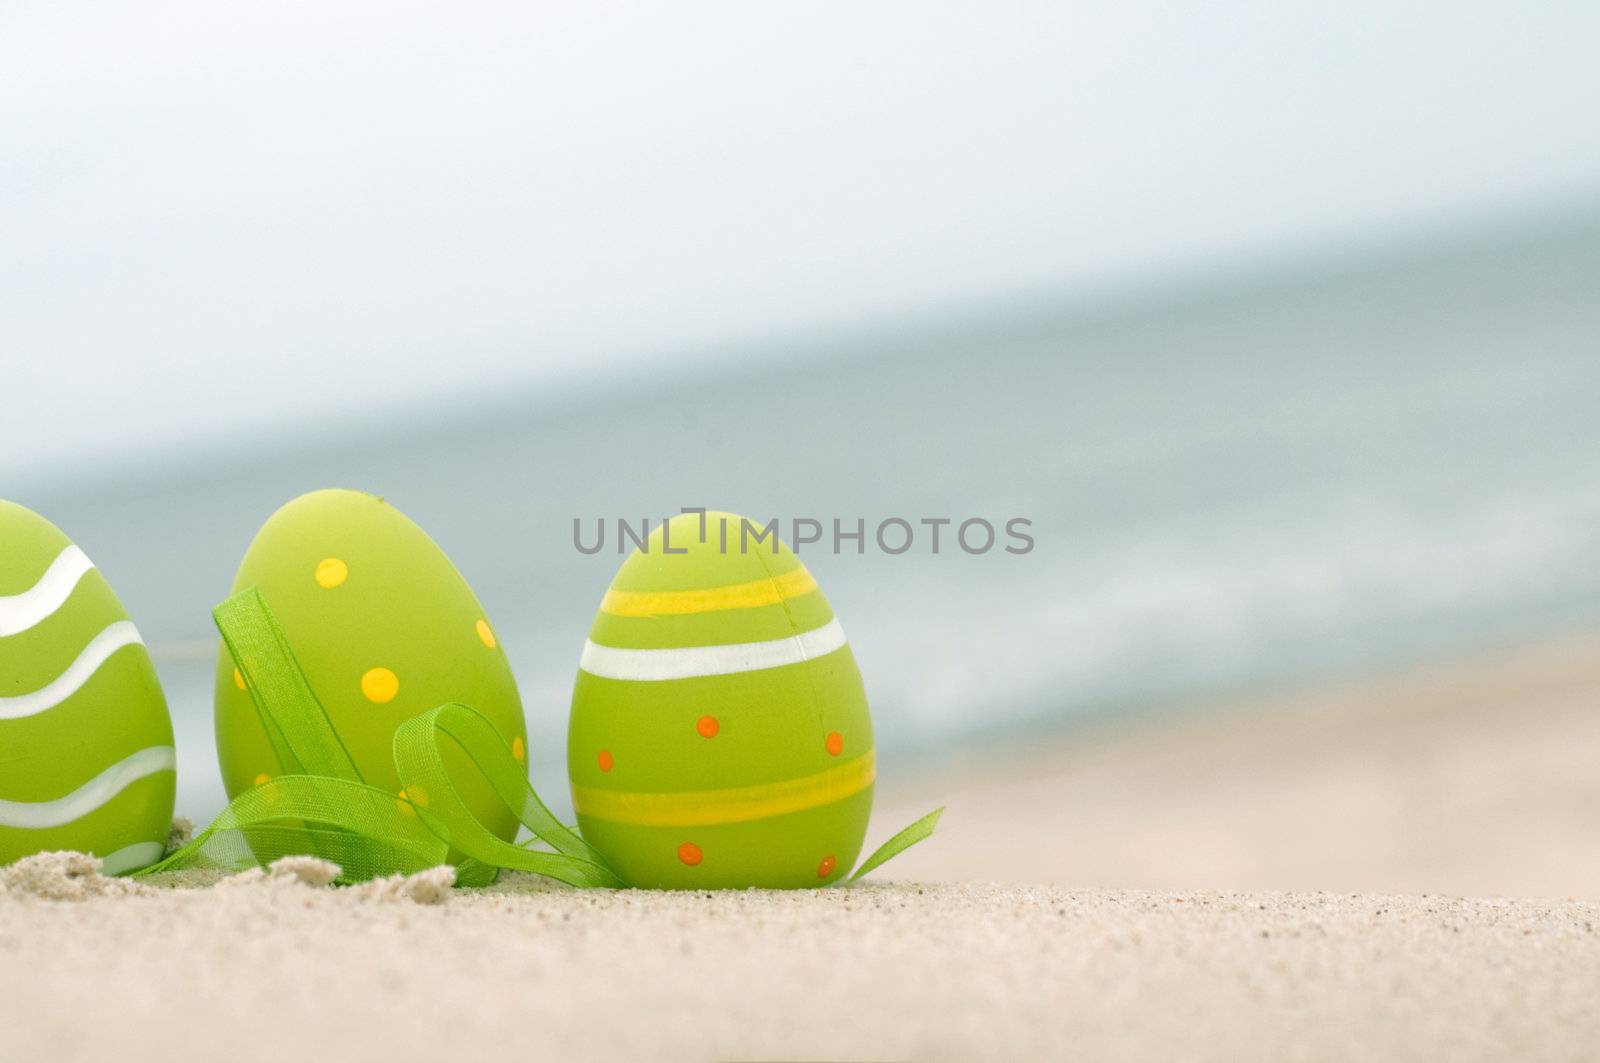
left=696, top=715, right=720, bottom=738
left=817, top=855, right=837, bottom=878
left=253, top=773, right=271, bottom=787
left=825, top=731, right=844, bottom=756
left=233, top=669, right=246, bottom=691
left=678, top=842, right=703, bottom=866
left=511, top=736, right=526, bottom=763
left=597, top=749, right=614, bottom=773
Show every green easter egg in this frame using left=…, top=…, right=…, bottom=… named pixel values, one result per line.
left=0, top=501, right=176, bottom=873
left=568, top=511, right=874, bottom=889
left=214, top=489, right=527, bottom=843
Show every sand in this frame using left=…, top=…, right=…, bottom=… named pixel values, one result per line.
left=4, top=633, right=1600, bottom=1061
left=1, top=859, right=1597, bottom=1061
left=877, top=630, right=1600, bottom=899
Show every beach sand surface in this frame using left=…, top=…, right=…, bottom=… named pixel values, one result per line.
left=878, top=630, right=1600, bottom=899
left=3, top=633, right=1600, bottom=1061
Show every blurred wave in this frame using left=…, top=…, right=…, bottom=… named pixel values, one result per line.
left=14, top=204, right=1600, bottom=819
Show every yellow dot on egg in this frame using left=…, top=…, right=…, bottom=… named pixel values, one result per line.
left=476, top=619, right=497, bottom=649
left=253, top=773, right=271, bottom=786
left=233, top=669, right=245, bottom=691
left=512, top=736, right=526, bottom=763
left=362, top=667, right=399, bottom=704
left=315, top=557, right=349, bottom=589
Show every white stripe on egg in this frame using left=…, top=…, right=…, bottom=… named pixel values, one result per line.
left=579, top=617, right=849, bottom=682
left=0, top=745, right=176, bottom=829
left=0, top=620, right=145, bottom=720
left=0, top=545, right=95, bottom=637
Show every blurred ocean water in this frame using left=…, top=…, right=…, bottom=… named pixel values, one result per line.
left=13, top=207, right=1600, bottom=820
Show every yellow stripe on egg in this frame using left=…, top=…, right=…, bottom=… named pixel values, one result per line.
left=572, top=748, right=875, bottom=828
left=600, top=566, right=817, bottom=617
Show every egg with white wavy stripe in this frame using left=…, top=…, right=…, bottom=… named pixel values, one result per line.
left=214, top=489, right=529, bottom=844
left=0, top=501, right=176, bottom=873
left=569, top=511, right=874, bottom=889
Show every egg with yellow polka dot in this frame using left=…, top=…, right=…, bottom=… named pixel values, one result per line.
left=214, top=489, right=527, bottom=844
left=568, top=511, right=874, bottom=889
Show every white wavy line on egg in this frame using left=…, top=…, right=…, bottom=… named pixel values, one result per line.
left=0, top=745, right=176, bottom=829
left=0, top=620, right=146, bottom=720
left=0, top=545, right=96, bottom=638
left=579, top=617, right=849, bottom=681
left=98, top=840, right=167, bottom=875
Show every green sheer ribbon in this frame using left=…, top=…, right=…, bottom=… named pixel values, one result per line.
left=139, top=587, right=941, bottom=889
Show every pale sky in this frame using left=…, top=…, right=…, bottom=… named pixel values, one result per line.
left=4, top=1, right=1599, bottom=486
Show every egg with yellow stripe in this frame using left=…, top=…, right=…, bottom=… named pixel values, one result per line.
left=0, top=500, right=176, bottom=873
left=568, top=511, right=874, bottom=888
left=214, top=489, right=528, bottom=844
